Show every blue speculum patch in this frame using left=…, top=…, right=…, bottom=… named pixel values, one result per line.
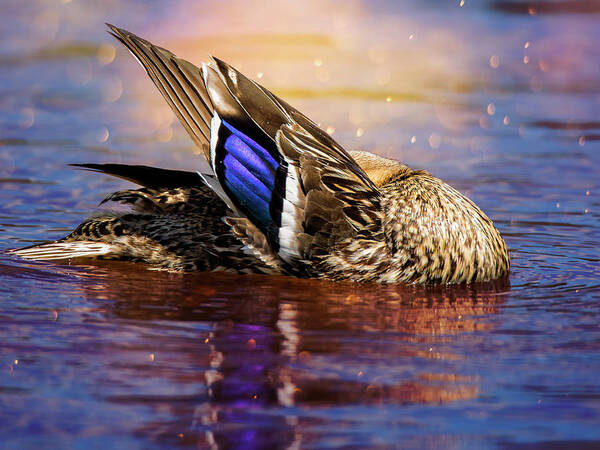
left=220, top=120, right=280, bottom=230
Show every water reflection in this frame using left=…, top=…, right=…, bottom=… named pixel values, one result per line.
left=43, top=261, right=509, bottom=448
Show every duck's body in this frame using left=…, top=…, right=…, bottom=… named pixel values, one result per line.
left=11, top=26, right=509, bottom=284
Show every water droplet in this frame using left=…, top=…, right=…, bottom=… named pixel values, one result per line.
left=96, top=44, right=116, bottom=65
left=19, top=108, right=35, bottom=129
left=490, top=55, right=500, bottom=69
left=97, top=127, right=109, bottom=143
left=429, top=133, right=441, bottom=149
left=156, top=126, right=172, bottom=143
left=315, top=67, right=331, bottom=82
left=103, top=77, right=123, bottom=103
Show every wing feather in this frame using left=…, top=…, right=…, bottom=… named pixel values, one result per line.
left=107, top=24, right=213, bottom=158
left=71, top=163, right=202, bottom=189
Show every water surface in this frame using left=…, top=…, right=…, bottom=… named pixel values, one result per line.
left=1, top=0, right=599, bottom=448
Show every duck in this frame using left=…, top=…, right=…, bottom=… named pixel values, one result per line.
left=11, top=25, right=510, bottom=284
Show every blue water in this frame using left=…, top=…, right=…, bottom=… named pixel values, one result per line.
left=1, top=0, right=599, bottom=448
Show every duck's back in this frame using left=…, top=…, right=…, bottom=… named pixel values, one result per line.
left=319, top=153, right=510, bottom=284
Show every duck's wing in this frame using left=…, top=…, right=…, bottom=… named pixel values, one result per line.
left=107, top=24, right=213, bottom=160
left=108, top=25, right=381, bottom=268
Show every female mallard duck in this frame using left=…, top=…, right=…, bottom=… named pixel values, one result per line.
left=12, top=25, right=510, bottom=284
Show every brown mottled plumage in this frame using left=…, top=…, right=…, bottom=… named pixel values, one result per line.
left=320, top=152, right=509, bottom=283
left=14, top=165, right=275, bottom=274
left=10, top=26, right=510, bottom=284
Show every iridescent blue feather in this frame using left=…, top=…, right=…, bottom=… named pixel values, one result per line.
left=218, top=120, right=282, bottom=233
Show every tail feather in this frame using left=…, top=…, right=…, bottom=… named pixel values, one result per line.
left=9, top=241, right=113, bottom=261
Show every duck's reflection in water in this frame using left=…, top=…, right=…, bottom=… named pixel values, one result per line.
left=68, top=261, right=509, bottom=448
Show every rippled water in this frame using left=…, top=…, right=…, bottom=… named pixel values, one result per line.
left=1, top=0, right=599, bottom=448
